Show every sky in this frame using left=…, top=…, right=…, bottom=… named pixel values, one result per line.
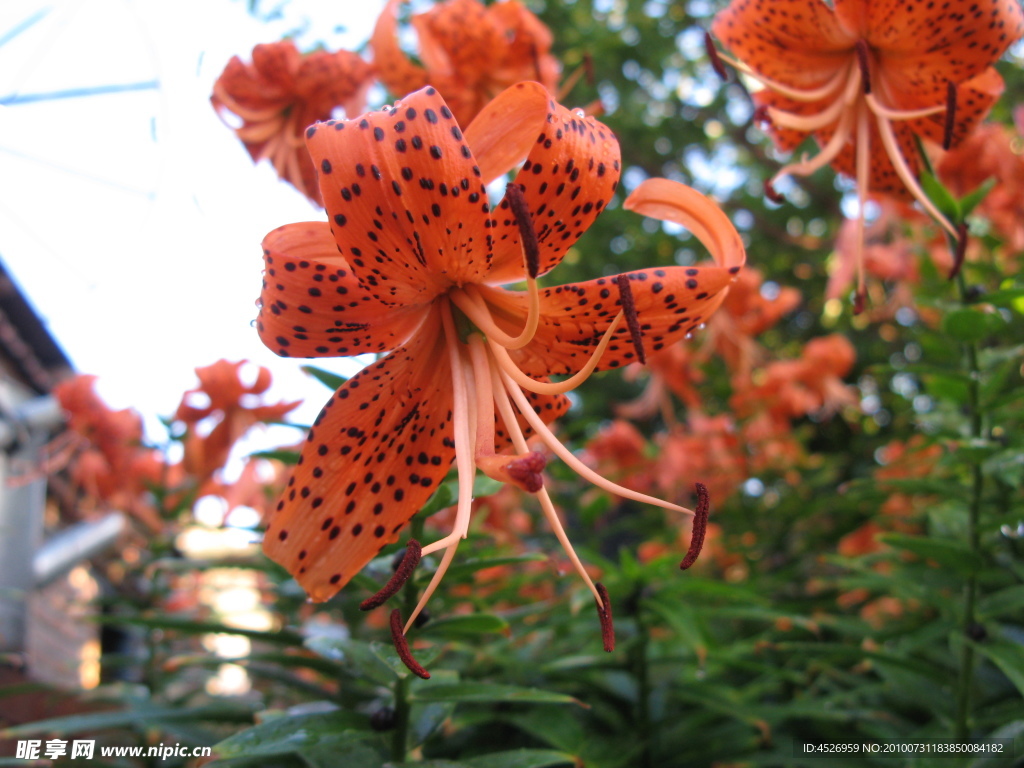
left=0, top=0, right=390, bottom=440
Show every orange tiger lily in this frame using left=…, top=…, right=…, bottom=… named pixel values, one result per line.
left=256, top=81, right=744, bottom=639
left=175, top=360, right=300, bottom=484
left=372, top=0, right=561, bottom=125
left=211, top=40, right=374, bottom=206
left=710, top=0, right=1024, bottom=308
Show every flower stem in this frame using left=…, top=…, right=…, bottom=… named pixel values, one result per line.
left=953, top=272, right=984, bottom=742
left=628, top=586, right=654, bottom=768
left=391, top=517, right=426, bottom=763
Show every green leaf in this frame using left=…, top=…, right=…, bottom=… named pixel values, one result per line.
left=303, top=636, right=399, bottom=686
left=981, top=449, right=1024, bottom=488
left=93, top=615, right=305, bottom=646
left=959, top=176, right=997, bottom=218
left=212, top=711, right=381, bottom=768
left=301, top=365, right=349, bottom=391
left=248, top=448, right=302, bottom=464
left=971, top=639, right=1024, bottom=698
left=941, top=307, right=1006, bottom=343
left=877, top=533, right=985, bottom=575
left=472, top=474, right=505, bottom=497
left=979, top=586, right=1024, bottom=620
left=417, top=613, right=510, bottom=639
left=408, top=683, right=582, bottom=706
left=464, top=749, right=578, bottom=768
left=920, top=167, right=961, bottom=223
left=1, top=702, right=255, bottom=737
left=420, top=482, right=455, bottom=517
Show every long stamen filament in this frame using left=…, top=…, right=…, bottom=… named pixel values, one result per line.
left=765, top=96, right=848, bottom=133
left=487, top=311, right=625, bottom=396
left=854, top=101, right=870, bottom=313
left=488, top=358, right=602, bottom=605
left=496, top=366, right=696, bottom=517
left=768, top=103, right=856, bottom=184
left=868, top=95, right=959, bottom=240
left=450, top=283, right=540, bottom=351
left=716, top=52, right=851, bottom=102
left=407, top=302, right=478, bottom=631
left=866, top=100, right=945, bottom=122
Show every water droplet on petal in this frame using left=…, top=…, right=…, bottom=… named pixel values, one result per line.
left=684, top=332, right=693, bottom=340
left=697, top=323, right=706, bottom=331
left=574, top=109, right=585, bottom=118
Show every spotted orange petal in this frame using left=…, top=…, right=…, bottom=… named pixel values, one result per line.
left=263, top=309, right=453, bottom=602
left=842, top=0, right=1024, bottom=105
left=306, top=86, right=493, bottom=307
left=257, top=222, right=429, bottom=358
left=491, top=178, right=745, bottom=374
left=711, top=0, right=855, bottom=89
left=491, top=265, right=738, bottom=376
left=484, top=103, right=622, bottom=285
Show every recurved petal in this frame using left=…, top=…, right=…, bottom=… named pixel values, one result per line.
left=711, top=0, right=856, bottom=89
left=306, top=86, right=494, bottom=306
left=845, top=0, right=1024, bottom=103
left=263, top=309, right=454, bottom=602
left=492, top=179, right=744, bottom=375
left=465, top=81, right=552, bottom=184
left=622, top=179, right=745, bottom=271
left=499, top=264, right=741, bottom=376
left=411, top=0, right=500, bottom=76
left=251, top=40, right=303, bottom=90
left=900, top=67, right=1005, bottom=150
left=483, top=102, right=622, bottom=285
left=371, top=0, right=430, bottom=97
left=257, top=222, right=429, bottom=358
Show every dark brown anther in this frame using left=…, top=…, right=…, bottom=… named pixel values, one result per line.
left=943, top=80, right=957, bottom=150
left=763, top=180, right=785, bottom=204
left=583, top=52, right=595, bottom=86
left=852, top=289, right=866, bottom=316
left=504, top=451, right=546, bottom=493
left=948, top=222, right=969, bottom=280
left=505, top=183, right=541, bottom=278
left=680, top=483, right=709, bottom=570
left=390, top=608, right=431, bottom=679
left=704, top=32, right=728, bottom=81
left=614, top=274, right=646, bottom=364
left=854, top=40, right=872, bottom=94
left=361, top=540, right=422, bottom=611
left=595, top=582, right=615, bottom=652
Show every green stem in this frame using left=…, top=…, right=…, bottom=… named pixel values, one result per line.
left=629, top=587, right=654, bottom=768
left=391, top=517, right=426, bottom=763
left=953, top=272, right=984, bottom=742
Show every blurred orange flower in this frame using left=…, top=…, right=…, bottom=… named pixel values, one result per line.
left=211, top=40, right=374, bottom=205
left=53, top=375, right=168, bottom=530
left=372, top=0, right=560, bottom=124
left=939, top=118, right=1024, bottom=255
left=732, top=334, right=858, bottom=423
left=175, top=360, right=300, bottom=484
left=711, top=0, right=1024, bottom=305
